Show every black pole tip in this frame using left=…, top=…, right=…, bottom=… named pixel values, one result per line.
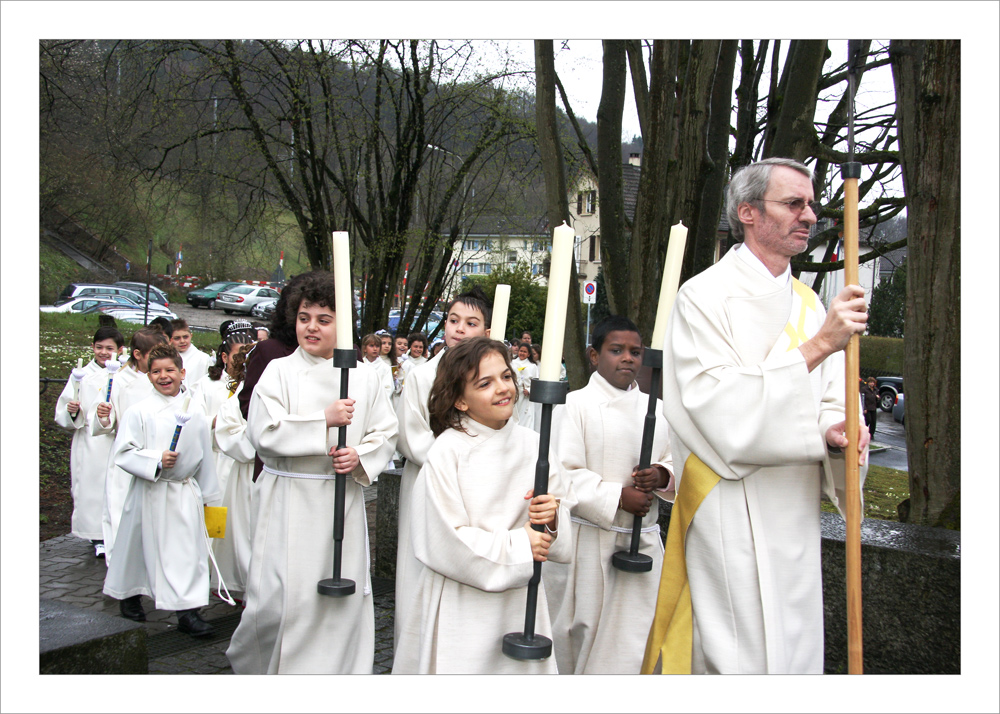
left=333, top=348, right=356, bottom=368
left=317, top=578, right=356, bottom=597
left=502, top=632, right=553, bottom=661
left=840, top=162, right=862, bottom=180
left=612, top=550, right=654, bottom=573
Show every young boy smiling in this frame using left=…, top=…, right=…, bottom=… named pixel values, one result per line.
left=546, top=315, right=675, bottom=674
left=226, top=271, right=397, bottom=674
left=104, top=344, right=221, bottom=635
left=391, top=285, right=492, bottom=668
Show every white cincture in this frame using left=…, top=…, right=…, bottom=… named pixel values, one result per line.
left=205, top=526, right=236, bottom=606
left=571, top=515, right=660, bottom=535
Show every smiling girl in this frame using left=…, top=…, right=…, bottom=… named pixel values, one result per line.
left=392, top=337, right=575, bottom=674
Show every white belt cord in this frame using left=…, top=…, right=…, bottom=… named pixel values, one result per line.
left=262, top=465, right=371, bottom=596
left=205, top=527, right=236, bottom=606
left=571, top=515, right=660, bottom=534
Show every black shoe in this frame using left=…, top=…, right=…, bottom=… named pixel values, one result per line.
left=119, top=595, right=146, bottom=622
left=176, top=609, right=213, bottom=637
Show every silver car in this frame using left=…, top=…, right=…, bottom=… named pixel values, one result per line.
left=216, top=285, right=281, bottom=315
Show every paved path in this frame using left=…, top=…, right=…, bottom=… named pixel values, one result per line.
left=40, top=484, right=396, bottom=674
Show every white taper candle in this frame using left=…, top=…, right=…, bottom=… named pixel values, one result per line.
left=331, top=232, right=353, bottom=351
left=538, top=223, right=574, bottom=381
left=491, top=284, right=510, bottom=341
left=650, top=221, right=689, bottom=351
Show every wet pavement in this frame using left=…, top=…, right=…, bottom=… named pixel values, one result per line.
left=39, top=483, right=396, bottom=674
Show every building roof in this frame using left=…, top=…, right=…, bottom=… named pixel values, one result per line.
left=623, top=164, right=641, bottom=222
left=464, top=214, right=549, bottom=237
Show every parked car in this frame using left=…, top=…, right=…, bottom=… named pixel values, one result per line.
left=59, top=283, right=167, bottom=313
left=41, top=296, right=134, bottom=314
left=215, top=285, right=281, bottom=315
left=251, top=298, right=278, bottom=319
left=386, top=309, right=444, bottom=336
left=186, top=281, right=244, bottom=309
left=876, top=376, right=905, bottom=412
left=891, top=393, right=905, bottom=425
left=114, top=281, right=170, bottom=308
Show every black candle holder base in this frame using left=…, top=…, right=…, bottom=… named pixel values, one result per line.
left=502, top=632, right=552, bottom=661
left=611, top=550, right=653, bottom=573
left=317, top=578, right=356, bottom=597
left=333, top=348, right=356, bottom=368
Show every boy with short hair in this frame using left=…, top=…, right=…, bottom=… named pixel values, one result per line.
left=391, top=285, right=492, bottom=670
left=170, top=318, right=212, bottom=385
left=546, top=315, right=674, bottom=674
left=55, top=326, right=125, bottom=556
left=104, top=344, right=221, bottom=635
left=226, top=271, right=397, bottom=674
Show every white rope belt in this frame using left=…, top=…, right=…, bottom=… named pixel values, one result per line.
left=261, top=465, right=372, bottom=596
left=262, top=464, right=335, bottom=480
left=571, top=515, right=659, bottom=534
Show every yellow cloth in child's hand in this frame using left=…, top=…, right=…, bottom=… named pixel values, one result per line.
left=204, top=506, right=227, bottom=538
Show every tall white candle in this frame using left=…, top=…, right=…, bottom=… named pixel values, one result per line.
left=331, top=232, right=353, bottom=351
left=490, top=284, right=510, bottom=341
left=539, top=223, right=575, bottom=381
left=650, top=221, right=689, bottom=351
left=77, top=358, right=83, bottom=369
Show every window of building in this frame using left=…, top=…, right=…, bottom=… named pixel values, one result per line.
left=589, top=234, right=598, bottom=262
left=577, top=190, right=597, bottom=215
left=463, top=239, right=481, bottom=251
left=480, top=263, right=492, bottom=275
left=531, top=263, right=541, bottom=275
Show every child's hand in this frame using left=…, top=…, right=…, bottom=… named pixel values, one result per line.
left=523, top=521, right=553, bottom=562
left=96, top=402, right=112, bottom=426
left=524, top=490, right=558, bottom=527
left=329, top=446, right=360, bottom=474
left=325, top=398, right=356, bottom=428
left=161, top=450, right=179, bottom=469
left=632, top=464, right=669, bottom=492
left=66, top=400, right=81, bottom=416
left=620, top=485, right=654, bottom=517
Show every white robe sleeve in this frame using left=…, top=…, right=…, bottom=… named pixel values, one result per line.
left=348, top=366, right=399, bottom=486
left=412, top=446, right=533, bottom=593
left=54, top=374, right=84, bottom=431
left=112, top=408, right=162, bottom=483
left=247, top=366, right=330, bottom=459
left=214, top=392, right=256, bottom=463
left=669, top=291, right=829, bottom=479
left=397, top=363, right=436, bottom=467
left=552, top=402, right=621, bottom=529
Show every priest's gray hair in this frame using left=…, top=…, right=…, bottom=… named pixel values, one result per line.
left=727, top=158, right=813, bottom=240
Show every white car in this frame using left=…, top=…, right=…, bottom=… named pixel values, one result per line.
left=251, top=298, right=278, bottom=319
left=42, top=294, right=175, bottom=318
left=216, top=285, right=281, bottom=315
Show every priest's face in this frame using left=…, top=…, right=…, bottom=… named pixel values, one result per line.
left=296, top=300, right=337, bottom=359
left=454, top=351, right=515, bottom=430
left=92, top=338, right=119, bottom=368
left=743, top=166, right=817, bottom=269
left=591, top=329, right=643, bottom=391
left=148, top=357, right=185, bottom=397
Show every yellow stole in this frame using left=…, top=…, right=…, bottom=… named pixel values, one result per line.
left=640, top=277, right=818, bottom=674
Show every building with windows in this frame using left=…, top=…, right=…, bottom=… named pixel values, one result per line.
left=444, top=214, right=551, bottom=297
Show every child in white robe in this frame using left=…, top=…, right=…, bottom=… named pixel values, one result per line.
left=546, top=315, right=674, bottom=674
left=54, top=326, right=124, bottom=556
left=91, top=327, right=169, bottom=564
left=392, top=286, right=492, bottom=665
left=104, top=344, right=221, bottom=635
left=510, top=343, right=539, bottom=430
left=226, top=271, right=397, bottom=674
left=394, top=337, right=574, bottom=674
left=170, top=318, right=213, bottom=386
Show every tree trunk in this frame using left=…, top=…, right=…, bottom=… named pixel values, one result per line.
left=597, top=40, right=629, bottom=317
left=763, top=40, right=828, bottom=163
left=535, top=40, right=587, bottom=388
left=890, top=40, right=961, bottom=528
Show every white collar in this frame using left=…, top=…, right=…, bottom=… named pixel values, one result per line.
left=735, top=242, right=790, bottom=287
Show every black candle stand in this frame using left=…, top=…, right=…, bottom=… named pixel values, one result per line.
left=318, top=348, right=359, bottom=597
left=611, top=347, right=662, bottom=573
left=502, top=377, right=569, bottom=661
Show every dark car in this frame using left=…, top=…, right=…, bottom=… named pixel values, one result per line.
left=186, top=281, right=243, bottom=309
left=876, top=376, right=904, bottom=412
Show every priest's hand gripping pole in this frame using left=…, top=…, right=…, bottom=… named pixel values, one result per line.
left=842, top=39, right=866, bottom=675
left=502, top=377, right=569, bottom=661
left=611, top=347, right=661, bottom=573
left=318, top=348, right=358, bottom=597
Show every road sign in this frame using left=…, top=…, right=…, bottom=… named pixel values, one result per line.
left=583, top=281, right=597, bottom=304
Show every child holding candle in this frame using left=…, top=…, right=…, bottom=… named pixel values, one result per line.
left=91, top=327, right=169, bottom=563
left=104, top=344, right=221, bottom=634
left=54, top=326, right=124, bottom=557
left=393, top=337, right=574, bottom=673
left=392, top=285, right=492, bottom=667
left=226, top=271, right=398, bottom=674
left=545, top=315, right=674, bottom=674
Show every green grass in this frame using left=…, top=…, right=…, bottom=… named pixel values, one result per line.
left=821, top=464, right=909, bottom=522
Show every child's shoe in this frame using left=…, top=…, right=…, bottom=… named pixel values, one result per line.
left=119, top=595, right=146, bottom=622
left=177, top=609, right=213, bottom=637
